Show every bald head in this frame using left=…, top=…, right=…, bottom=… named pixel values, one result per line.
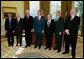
left=25, top=10, right=30, bottom=15
left=70, top=8, right=77, bottom=16
left=16, top=13, right=20, bottom=18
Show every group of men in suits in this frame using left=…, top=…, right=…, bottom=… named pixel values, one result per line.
left=5, top=8, right=80, bottom=58
left=5, top=10, right=34, bottom=47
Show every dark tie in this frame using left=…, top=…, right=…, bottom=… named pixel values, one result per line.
left=37, top=17, right=40, bottom=21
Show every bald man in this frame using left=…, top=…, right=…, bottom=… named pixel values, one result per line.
left=23, top=10, right=33, bottom=48
left=15, top=13, right=23, bottom=46
left=62, top=8, right=80, bottom=58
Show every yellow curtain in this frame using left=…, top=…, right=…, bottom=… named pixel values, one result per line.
left=61, top=1, right=72, bottom=18
left=24, top=1, right=29, bottom=16
left=40, top=1, right=50, bottom=18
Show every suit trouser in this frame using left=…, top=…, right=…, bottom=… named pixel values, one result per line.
left=25, top=30, right=32, bottom=46
left=35, top=32, right=42, bottom=48
left=7, top=30, right=14, bottom=46
left=55, top=33, right=62, bottom=50
left=16, top=33, right=22, bottom=46
left=45, top=33, right=52, bottom=49
left=64, top=34, right=77, bottom=57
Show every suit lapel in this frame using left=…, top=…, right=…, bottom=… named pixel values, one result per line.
left=69, top=16, right=76, bottom=24
left=70, top=16, right=76, bottom=22
left=37, top=16, right=42, bottom=21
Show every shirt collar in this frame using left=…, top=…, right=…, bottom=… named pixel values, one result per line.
left=17, top=17, right=20, bottom=19
left=47, top=19, right=51, bottom=22
left=9, top=17, right=11, bottom=20
left=71, top=15, right=75, bottom=20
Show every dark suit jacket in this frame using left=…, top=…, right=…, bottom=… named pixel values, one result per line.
left=5, top=17, right=16, bottom=32
left=5, top=17, right=16, bottom=36
left=44, top=19, right=55, bottom=35
left=64, top=15, right=80, bottom=38
left=33, top=16, right=46, bottom=33
left=15, top=18, right=23, bottom=35
left=23, top=16, right=33, bottom=32
left=55, top=17, right=64, bottom=34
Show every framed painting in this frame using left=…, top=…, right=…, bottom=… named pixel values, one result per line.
left=2, top=7, right=17, bottom=18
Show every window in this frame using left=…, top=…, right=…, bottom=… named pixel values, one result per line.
left=50, top=1, right=61, bottom=19
left=74, top=1, right=83, bottom=36
left=74, top=1, right=83, bottom=16
left=29, top=1, right=40, bottom=17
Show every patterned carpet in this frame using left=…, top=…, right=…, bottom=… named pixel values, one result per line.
left=16, top=52, right=49, bottom=58
left=1, top=36, right=83, bottom=58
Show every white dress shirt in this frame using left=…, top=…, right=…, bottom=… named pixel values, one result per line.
left=47, top=19, right=51, bottom=27
left=38, top=16, right=41, bottom=20
left=17, top=17, right=20, bottom=22
left=70, top=15, right=75, bottom=21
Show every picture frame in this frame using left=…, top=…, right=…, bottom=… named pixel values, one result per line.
left=2, top=7, right=17, bottom=18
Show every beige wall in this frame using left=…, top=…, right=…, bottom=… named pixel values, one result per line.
left=72, top=1, right=75, bottom=8
left=1, top=1, right=24, bottom=36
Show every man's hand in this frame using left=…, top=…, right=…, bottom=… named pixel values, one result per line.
left=31, top=29, right=34, bottom=32
left=65, top=29, right=70, bottom=35
left=59, top=32, right=62, bottom=35
left=13, top=30, right=15, bottom=33
left=5, top=30, right=7, bottom=33
left=23, top=30, right=25, bottom=33
left=42, top=30, right=44, bottom=34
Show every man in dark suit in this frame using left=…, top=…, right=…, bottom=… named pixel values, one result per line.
left=53, top=11, right=64, bottom=52
left=5, top=13, right=15, bottom=46
left=23, top=10, right=33, bottom=48
left=15, top=13, right=23, bottom=46
left=44, top=14, right=55, bottom=50
left=62, top=8, right=80, bottom=58
left=33, top=10, right=45, bottom=49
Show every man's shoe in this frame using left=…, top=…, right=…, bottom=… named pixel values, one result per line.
left=34, top=46, right=37, bottom=48
left=62, top=51, right=69, bottom=54
left=44, top=47, right=48, bottom=49
left=25, top=45, right=28, bottom=48
left=49, top=48, right=51, bottom=50
left=57, top=50, right=61, bottom=53
left=16, top=44, right=18, bottom=46
left=8, top=45, right=11, bottom=47
left=53, top=48, right=58, bottom=50
left=11, top=44, right=14, bottom=46
left=38, top=46, right=41, bottom=49
left=72, top=56, right=75, bottom=58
